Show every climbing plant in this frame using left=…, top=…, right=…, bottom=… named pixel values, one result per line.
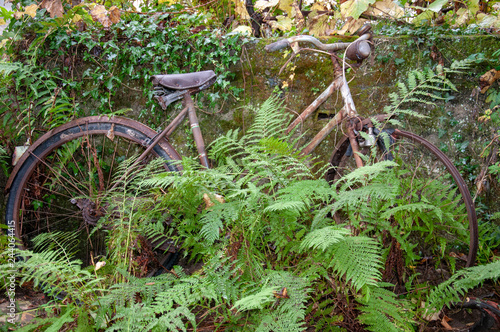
left=0, top=0, right=245, bottom=150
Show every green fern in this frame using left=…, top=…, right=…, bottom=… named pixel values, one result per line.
left=299, top=226, right=383, bottom=291
left=383, top=60, right=472, bottom=121
left=0, top=61, right=23, bottom=76
left=357, top=284, right=415, bottom=331
left=234, top=270, right=310, bottom=332
left=427, top=259, right=500, bottom=311
left=100, top=255, right=242, bottom=331
left=5, top=234, right=103, bottom=305
left=0, top=61, right=77, bottom=135
left=233, top=286, right=278, bottom=311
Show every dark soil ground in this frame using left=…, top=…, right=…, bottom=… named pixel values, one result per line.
left=2, top=281, right=499, bottom=331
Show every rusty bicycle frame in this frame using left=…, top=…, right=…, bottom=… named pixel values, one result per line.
left=264, top=26, right=478, bottom=266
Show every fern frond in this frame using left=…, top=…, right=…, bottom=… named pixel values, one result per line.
left=427, top=259, right=500, bottom=311
left=234, top=270, right=310, bottom=332
left=328, top=236, right=383, bottom=291
left=233, top=286, right=277, bottom=311
left=10, top=248, right=102, bottom=303
left=0, top=61, right=23, bottom=76
left=299, top=226, right=351, bottom=251
left=337, top=160, right=399, bottom=191
left=199, top=201, right=239, bottom=244
left=385, top=62, right=470, bottom=118
left=300, top=227, right=383, bottom=291
left=358, top=284, right=415, bottom=331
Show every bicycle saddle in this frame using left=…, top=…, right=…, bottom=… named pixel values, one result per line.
left=151, top=70, right=216, bottom=90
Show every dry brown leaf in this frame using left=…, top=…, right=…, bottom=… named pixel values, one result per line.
left=109, top=6, right=121, bottom=24
left=40, top=0, right=64, bottom=18
left=440, top=315, right=453, bottom=330
left=25, top=4, right=39, bottom=18
left=90, top=4, right=112, bottom=28
left=233, top=0, right=250, bottom=20
left=203, top=193, right=225, bottom=209
left=480, top=69, right=500, bottom=93
left=365, top=0, right=404, bottom=18
left=421, top=301, right=441, bottom=321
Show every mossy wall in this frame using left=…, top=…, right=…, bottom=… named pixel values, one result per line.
left=166, top=34, right=500, bottom=216
left=2, top=34, right=499, bottom=220
left=189, top=34, right=498, bottom=165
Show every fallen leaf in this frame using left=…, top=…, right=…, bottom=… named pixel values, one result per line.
left=268, top=15, right=293, bottom=31
left=25, top=4, right=39, bottom=18
left=279, top=0, right=294, bottom=16
left=273, top=287, right=289, bottom=298
left=106, top=123, right=115, bottom=141
left=336, top=17, right=367, bottom=35
left=95, top=261, right=106, bottom=271
left=421, top=301, right=441, bottom=321
left=441, top=314, right=453, bottom=330
left=480, top=69, right=500, bottom=93
left=90, top=4, right=112, bottom=28
left=255, top=0, right=279, bottom=11
left=365, top=0, right=404, bottom=18
left=233, top=0, right=250, bottom=20
left=231, top=25, right=252, bottom=36
left=427, top=0, right=448, bottom=13
left=203, top=193, right=225, bottom=209
left=40, top=0, right=64, bottom=18
left=109, top=6, right=121, bottom=24
left=341, top=0, right=376, bottom=19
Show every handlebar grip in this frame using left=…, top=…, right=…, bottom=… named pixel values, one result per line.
left=346, top=40, right=371, bottom=61
left=265, top=39, right=290, bottom=53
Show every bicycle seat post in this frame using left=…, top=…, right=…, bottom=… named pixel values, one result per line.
left=183, top=93, right=209, bottom=168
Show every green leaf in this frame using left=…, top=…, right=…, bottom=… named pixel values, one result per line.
left=427, top=0, right=448, bottom=12
left=341, top=0, right=377, bottom=19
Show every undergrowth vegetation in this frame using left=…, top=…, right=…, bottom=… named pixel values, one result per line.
left=0, top=1, right=244, bottom=153
left=2, top=98, right=499, bottom=331
left=0, top=1, right=499, bottom=331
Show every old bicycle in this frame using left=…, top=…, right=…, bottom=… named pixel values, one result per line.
left=5, top=25, right=478, bottom=274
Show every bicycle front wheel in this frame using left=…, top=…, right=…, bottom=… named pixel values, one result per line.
left=6, top=116, right=182, bottom=268
left=326, top=129, right=478, bottom=273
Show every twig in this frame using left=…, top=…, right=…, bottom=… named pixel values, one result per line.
left=480, top=134, right=500, bottom=158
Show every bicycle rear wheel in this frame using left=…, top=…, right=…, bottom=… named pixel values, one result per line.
left=326, top=129, right=478, bottom=275
left=6, top=116, right=182, bottom=269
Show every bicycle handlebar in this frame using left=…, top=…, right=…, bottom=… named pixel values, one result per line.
left=265, top=32, right=372, bottom=60
left=264, top=39, right=290, bottom=52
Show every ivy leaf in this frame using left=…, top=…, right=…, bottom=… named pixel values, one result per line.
left=268, top=16, right=293, bottom=31
left=279, top=0, right=294, bottom=16
left=427, top=0, right=448, bottom=13
left=105, top=77, right=114, bottom=90
left=340, top=0, right=377, bottom=20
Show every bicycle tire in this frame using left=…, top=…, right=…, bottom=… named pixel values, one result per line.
left=5, top=116, right=182, bottom=268
left=326, top=128, right=478, bottom=270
